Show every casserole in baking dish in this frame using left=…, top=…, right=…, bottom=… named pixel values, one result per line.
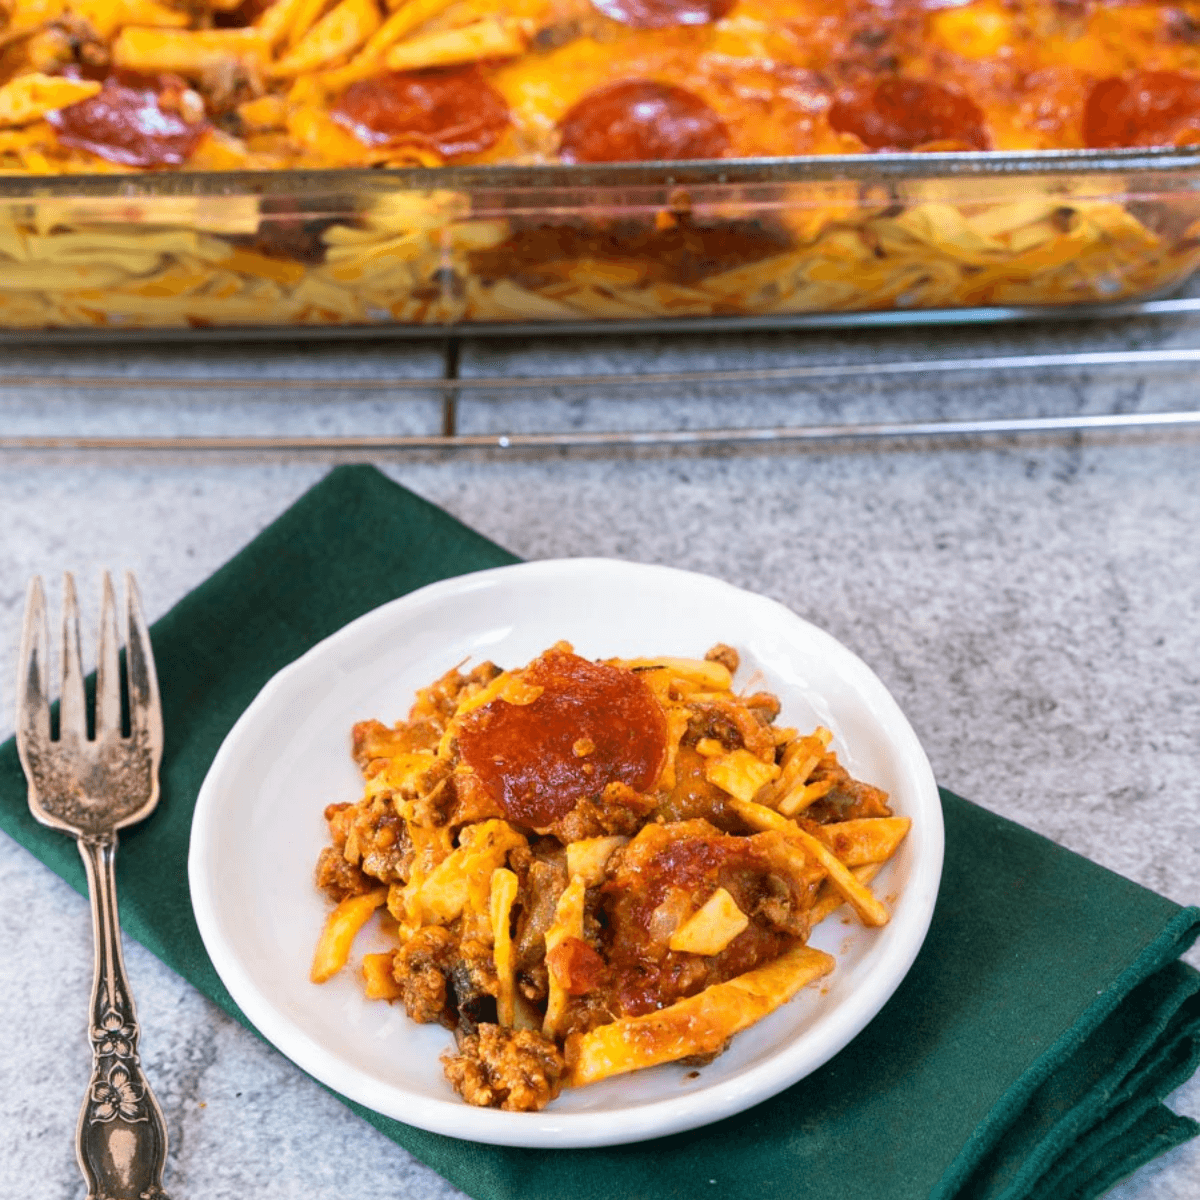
left=1, top=0, right=1200, bottom=331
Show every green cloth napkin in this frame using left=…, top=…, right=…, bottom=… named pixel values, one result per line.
left=2, top=464, right=1198, bottom=1200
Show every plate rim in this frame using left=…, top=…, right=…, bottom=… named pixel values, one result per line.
left=188, top=557, right=943, bottom=1148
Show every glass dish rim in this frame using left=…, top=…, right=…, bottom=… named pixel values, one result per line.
left=3, top=144, right=1200, bottom=199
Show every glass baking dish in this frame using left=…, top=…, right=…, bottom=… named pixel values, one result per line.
left=2, top=147, right=1200, bottom=337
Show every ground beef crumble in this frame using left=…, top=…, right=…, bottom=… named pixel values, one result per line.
left=393, top=926, right=458, bottom=1026
left=442, top=1025, right=567, bottom=1112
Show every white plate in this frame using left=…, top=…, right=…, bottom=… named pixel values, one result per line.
left=189, top=559, right=942, bottom=1148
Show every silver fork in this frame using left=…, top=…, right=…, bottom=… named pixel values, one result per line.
left=17, top=572, right=171, bottom=1200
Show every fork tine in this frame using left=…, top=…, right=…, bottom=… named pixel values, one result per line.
left=59, top=572, right=88, bottom=744
left=94, top=571, right=122, bottom=740
left=124, top=573, right=163, bottom=755
left=16, top=576, right=51, bottom=755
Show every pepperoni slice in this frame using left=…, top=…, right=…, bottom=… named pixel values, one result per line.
left=828, top=78, right=989, bottom=151
left=589, top=0, right=734, bottom=29
left=332, top=68, right=509, bottom=159
left=558, top=81, right=730, bottom=163
left=1083, top=71, right=1200, bottom=148
left=46, top=73, right=209, bottom=169
left=457, top=648, right=668, bottom=829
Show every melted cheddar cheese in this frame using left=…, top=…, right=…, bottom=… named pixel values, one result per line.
left=2, top=0, right=1200, bottom=172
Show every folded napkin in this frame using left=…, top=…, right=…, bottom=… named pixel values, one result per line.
left=1, top=464, right=1197, bottom=1200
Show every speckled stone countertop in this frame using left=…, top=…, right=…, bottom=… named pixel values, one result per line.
left=0, top=316, right=1197, bottom=1199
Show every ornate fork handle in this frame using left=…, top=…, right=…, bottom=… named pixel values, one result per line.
left=77, top=832, right=170, bottom=1200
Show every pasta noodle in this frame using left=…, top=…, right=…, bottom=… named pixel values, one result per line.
left=312, top=642, right=911, bottom=1110
left=0, top=184, right=1192, bottom=330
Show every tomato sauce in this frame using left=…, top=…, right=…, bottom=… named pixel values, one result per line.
left=468, top=217, right=790, bottom=288
left=457, top=648, right=667, bottom=828
left=602, top=828, right=798, bottom=1015
left=547, top=936, right=609, bottom=994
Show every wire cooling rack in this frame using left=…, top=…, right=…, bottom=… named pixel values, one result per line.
left=5, top=293, right=1200, bottom=453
